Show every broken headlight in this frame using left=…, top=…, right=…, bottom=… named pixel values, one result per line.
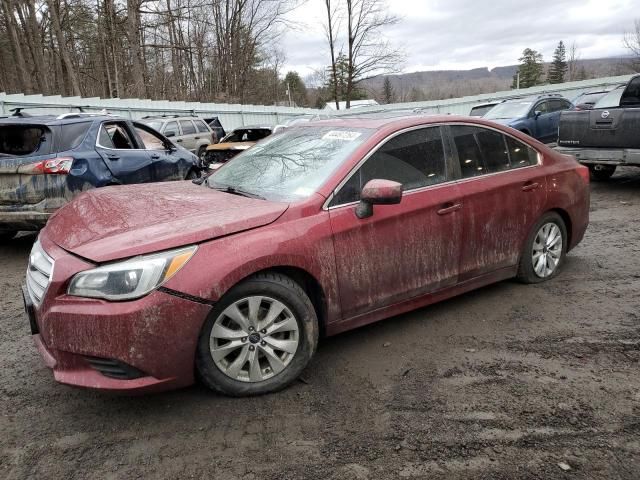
left=67, top=246, right=197, bottom=301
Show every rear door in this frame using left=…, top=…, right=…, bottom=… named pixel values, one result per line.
left=178, top=120, right=198, bottom=153
left=328, top=126, right=462, bottom=319
left=532, top=100, right=554, bottom=142
left=548, top=99, right=572, bottom=141
left=95, top=121, right=153, bottom=184
left=449, top=125, right=547, bottom=280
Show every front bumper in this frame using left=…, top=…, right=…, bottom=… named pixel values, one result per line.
left=555, top=147, right=640, bottom=166
left=0, top=209, right=50, bottom=231
left=26, top=236, right=213, bottom=393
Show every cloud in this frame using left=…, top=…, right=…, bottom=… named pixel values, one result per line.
left=281, top=0, right=634, bottom=77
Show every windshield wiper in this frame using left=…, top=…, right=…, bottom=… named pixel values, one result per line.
left=210, top=184, right=266, bottom=200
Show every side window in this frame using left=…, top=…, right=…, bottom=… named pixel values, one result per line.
left=331, top=127, right=447, bottom=206
left=505, top=136, right=539, bottom=168
left=548, top=100, right=569, bottom=112
left=59, top=122, right=91, bottom=150
left=164, top=121, right=179, bottom=136
left=97, top=122, right=136, bottom=149
left=195, top=120, right=210, bottom=133
left=180, top=120, right=196, bottom=135
left=452, top=125, right=530, bottom=177
left=450, top=125, right=484, bottom=178
left=134, top=125, right=165, bottom=150
left=476, top=129, right=510, bottom=174
left=534, top=101, right=549, bottom=114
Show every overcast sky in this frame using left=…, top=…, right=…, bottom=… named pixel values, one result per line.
left=281, top=0, right=634, bottom=81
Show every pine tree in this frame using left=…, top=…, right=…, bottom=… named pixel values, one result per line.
left=548, top=41, right=567, bottom=84
left=382, top=77, right=395, bottom=104
left=512, top=48, right=544, bottom=89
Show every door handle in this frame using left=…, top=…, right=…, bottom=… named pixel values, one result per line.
left=150, top=153, right=160, bottom=159
left=194, top=136, right=200, bottom=140
left=106, top=153, right=120, bottom=160
left=437, top=202, right=462, bottom=215
left=176, top=139, right=183, bottom=143
left=522, top=181, right=540, bottom=192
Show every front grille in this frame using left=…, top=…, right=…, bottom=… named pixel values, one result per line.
left=26, top=239, right=54, bottom=308
left=85, top=357, right=145, bottom=380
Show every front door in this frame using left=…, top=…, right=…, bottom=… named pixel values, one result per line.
left=95, top=121, right=153, bottom=184
left=328, top=126, right=463, bottom=320
left=532, top=101, right=555, bottom=142
left=448, top=125, right=547, bottom=280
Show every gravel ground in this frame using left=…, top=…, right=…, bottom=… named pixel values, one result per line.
left=1, top=168, right=639, bottom=480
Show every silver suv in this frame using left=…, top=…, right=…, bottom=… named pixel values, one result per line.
left=140, top=115, right=214, bottom=159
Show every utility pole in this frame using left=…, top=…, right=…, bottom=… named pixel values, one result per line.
left=517, top=72, right=520, bottom=89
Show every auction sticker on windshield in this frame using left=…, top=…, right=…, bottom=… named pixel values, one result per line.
left=322, top=130, right=362, bottom=141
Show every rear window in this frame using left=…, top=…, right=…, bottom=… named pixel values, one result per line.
left=0, top=125, right=48, bottom=156
left=59, top=122, right=91, bottom=150
left=195, top=120, right=210, bottom=133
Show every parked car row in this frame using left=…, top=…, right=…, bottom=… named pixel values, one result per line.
left=0, top=112, right=200, bottom=240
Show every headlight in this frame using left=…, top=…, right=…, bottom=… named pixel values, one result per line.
left=68, top=246, right=197, bottom=301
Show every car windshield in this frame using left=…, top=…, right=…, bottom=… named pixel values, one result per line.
left=484, top=101, right=533, bottom=120
left=207, top=126, right=373, bottom=202
left=594, top=87, right=624, bottom=109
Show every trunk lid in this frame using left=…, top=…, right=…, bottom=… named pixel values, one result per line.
left=44, top=181, right=289, bottom=262
left=558, top=108, right=640, bottom=149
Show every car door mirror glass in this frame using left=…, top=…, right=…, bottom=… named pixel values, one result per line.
left=356, top=179, right=402, bottom=219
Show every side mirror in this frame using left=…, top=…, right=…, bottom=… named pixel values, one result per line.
left=534, top=110, right=542, bottom=118
left=165, top=130, right=176, bottom=138
left=355, top=179, right=402, bottom=219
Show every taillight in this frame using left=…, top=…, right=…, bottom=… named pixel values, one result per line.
left=577, top=165, right=590, bottom=184
left=17, top=157, right=74, bottom=175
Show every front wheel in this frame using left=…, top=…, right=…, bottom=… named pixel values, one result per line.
left=589, top=164, right=616, bottom=181
left=196, top=273, right=319, bottom=396
left=517, top=212, right=567, bottom=284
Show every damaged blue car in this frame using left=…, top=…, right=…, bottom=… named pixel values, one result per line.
left=0, top=112, right=200, bottom=239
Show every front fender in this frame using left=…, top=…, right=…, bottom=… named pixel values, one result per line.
left=162, top=211, right=342, bottom=324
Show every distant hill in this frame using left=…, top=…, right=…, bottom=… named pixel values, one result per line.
left=362, top=56, right=635, bottom=103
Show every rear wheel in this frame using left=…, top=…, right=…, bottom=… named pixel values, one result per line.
left=196, top=272, right=319, bottom=396
left=517, top=212, right=567, bottom=284
left=589, top=164, right=616, bottom=181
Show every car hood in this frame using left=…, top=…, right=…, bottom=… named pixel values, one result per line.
left=206, top=141, right=255, bottom=151
left=45, top=181, right=288, bottom=263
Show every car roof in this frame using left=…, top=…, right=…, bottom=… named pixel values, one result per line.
left=233, top=125, right=273, bottom=131
left=0, top=114, right=115, bottom=126
left=297, top=114, right=500, bottom=131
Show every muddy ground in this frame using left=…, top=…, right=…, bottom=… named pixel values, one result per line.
left=1, top=169, right=639, bottom=480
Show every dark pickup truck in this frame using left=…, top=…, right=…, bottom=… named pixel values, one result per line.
left=556, top=75, right=640, bottom=180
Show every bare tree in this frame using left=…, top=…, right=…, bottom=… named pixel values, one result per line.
left=624, top=19, right=640, bottom=71
left=344, top=0, right=402, bottom=108
left=567, top=42, right=581, bottom=81
left=324, top=0, right=341, bottom=109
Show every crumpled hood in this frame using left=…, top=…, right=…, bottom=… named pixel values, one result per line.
left=45, top=181, right=288, bottom=263
left=206, top=141, right=255, bottom=151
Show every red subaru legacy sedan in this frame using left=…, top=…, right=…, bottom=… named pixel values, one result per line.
left=23, top=115, right=589, bottom=396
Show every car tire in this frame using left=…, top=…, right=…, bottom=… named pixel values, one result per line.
left=517, top=212, right=567, bottom=284
left=589, top=165, right=616, bottom=181
left=197, top=146, right=207, bottom=161
left=0, top=230, right=17, bottom=242
left=196, top=272, right=319, bottom=396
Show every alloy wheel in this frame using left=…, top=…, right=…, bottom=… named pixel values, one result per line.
left=532, top=222, right=563, bottom=278
left=209, top=296, right=299, bottom=382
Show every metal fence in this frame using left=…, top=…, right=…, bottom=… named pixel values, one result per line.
left=0, top=74, right=633, bottom=129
